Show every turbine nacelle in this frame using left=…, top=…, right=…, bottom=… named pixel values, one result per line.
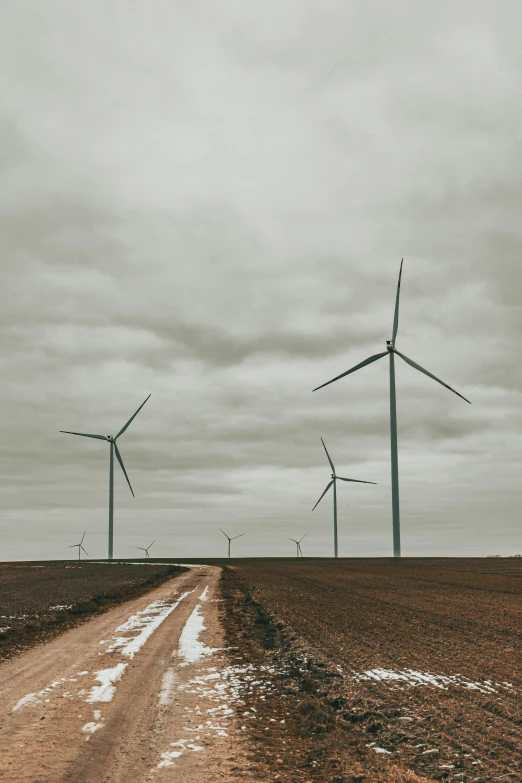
left=386, top=340, right=394, bottom=352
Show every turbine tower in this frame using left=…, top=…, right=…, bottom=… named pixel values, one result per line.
left=313, top=438, right=376, bottom=558
left=136, top=540, right=155, bottom=559
left=69, top=531, right=88, bottom=561
left=60, top=394, right=151, bottom=561
left=289, top=533, right=307, bottom=557
left=314, top=259, right=471, bottom=557
left=219, top=528, right=244, bottom=559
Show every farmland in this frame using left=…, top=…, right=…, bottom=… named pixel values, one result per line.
left=221, top=558, right=522, bottom=782
left=0, top=557, right=519, bottom=782
left=0, top=561, right=184, bottom=661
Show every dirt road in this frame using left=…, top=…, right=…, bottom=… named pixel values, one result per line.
left=0, top=565, right=255, bottom=783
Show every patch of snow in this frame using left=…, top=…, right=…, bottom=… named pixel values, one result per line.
left=178, top=590, right=219, bottom=665
left=353, top=667, right=510, bottom=694
left=158, top=750, right=184, bottom=767
left=373, top=747, right=392, bottom=754
left=12, top=676, right=75, bottom=711
left=12, top=693, right=40, bottom=711
left=106, top=590, right=193, bottom=659
left=86, top=663, right=127, bottom=703
left=82, top=721, right=104, bottom=734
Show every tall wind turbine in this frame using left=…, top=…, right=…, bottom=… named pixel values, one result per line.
left=136, top=541, right=155, bottom=559
left=314, top=260, right=471, bottom=557
left=60, top=394, right=151, bottom=561
left=69, top=532, right=88, bottom=561
left=289, top=533, right=307, bottom=557
left=219, top=528, right=244, bottom=559
left=313, top=438, right=376, bottom=558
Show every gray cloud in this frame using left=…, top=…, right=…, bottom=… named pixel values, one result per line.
left=1, top=1, right=521, bottom=559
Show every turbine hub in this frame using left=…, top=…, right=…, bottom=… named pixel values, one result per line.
left=386, top=340, right=394, bottom=352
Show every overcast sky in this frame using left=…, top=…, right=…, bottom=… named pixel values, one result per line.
left=1, top=1, right=521, bottom=560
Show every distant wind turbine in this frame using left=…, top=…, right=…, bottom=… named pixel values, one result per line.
left=314, top=259, right=471, bottom=557
left=289, top=533, right=307, bottom=557
left=313, top=438, right=376, bottom=558
left=69, top=531, right=88, bottom=561
left=219, top=528, right=244, bottom=559
left=60, top=394, right=151, bottom=560
left=135, top=540, right=155, bottom=559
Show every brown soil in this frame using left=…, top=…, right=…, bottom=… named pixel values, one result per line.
left=220, top=558, right=522, bottom=783
left=0, top=561, right=185, bottom=661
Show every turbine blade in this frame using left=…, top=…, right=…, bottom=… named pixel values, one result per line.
left=394, top=350, right=471, bottom=404
left=68, top=544, right=77, bottom=548
left=59, top=431, right=108, bottom=441
left=313, top=480, right=334, bottom=510
left=114, top=442, right=135, bottom=496
left=115, top=394, right=151, bottom=440
left=336, top=476, right=377, bottom=484
left=231, top=534, right=245, bottom=540
left=81, top=546, right=89, bottom=556
left=313, top=352, right=388, bottom=392
left=392, top=258, right=403, bottom=345
left=219, top=528, right=230, bottom=540
left=148, top=541, right=155, bottom=549
left=289, top=538, right=298, bottom=544
left=80, top=532, right=86, bottom=545
left=320, top=438, right=335, bottom=473
left=299, top=533, right=308, bottom=543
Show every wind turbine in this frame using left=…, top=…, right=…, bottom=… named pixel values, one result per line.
left=313, top=259, right=471, bottom=557
left=219, top=528, right=244, bottom=559
left=289, top=533, right=307, bottom=557
left=60, top=394, right=151, bottom=561
left=69, top=532, right=88, bottom=561
left=135, top=541, right=155, bottom=559
left=313, top=438, right=376, bottom=558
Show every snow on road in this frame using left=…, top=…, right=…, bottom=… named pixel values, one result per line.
left=86, top=663, right=128, bottom=703
left=155, top=584, right=280, bottom=769
left=11, top=589, right=193, bottom=714
left=105, top=589, right=193, bottom=658
left=178, top=586, right=220, bottom=665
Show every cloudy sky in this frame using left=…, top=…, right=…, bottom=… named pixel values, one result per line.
left=1, top=1, right=521, bottom=560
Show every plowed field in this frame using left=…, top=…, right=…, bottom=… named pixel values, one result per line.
left=222, top=558, right=522, bottom=782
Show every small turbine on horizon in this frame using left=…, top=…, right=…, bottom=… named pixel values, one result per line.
left=289, top=533, right=307, bottom=557
left=313, top=260, right=470, bottom=557
left=219, top=528, right=244, bottom=559
left=135, top=540, right=155, bottom=559
left=60, top=394, right=151, bottom=561
left=313, top=438, right=376, bottom=558
left=69, top=531, right=88, bottom=561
